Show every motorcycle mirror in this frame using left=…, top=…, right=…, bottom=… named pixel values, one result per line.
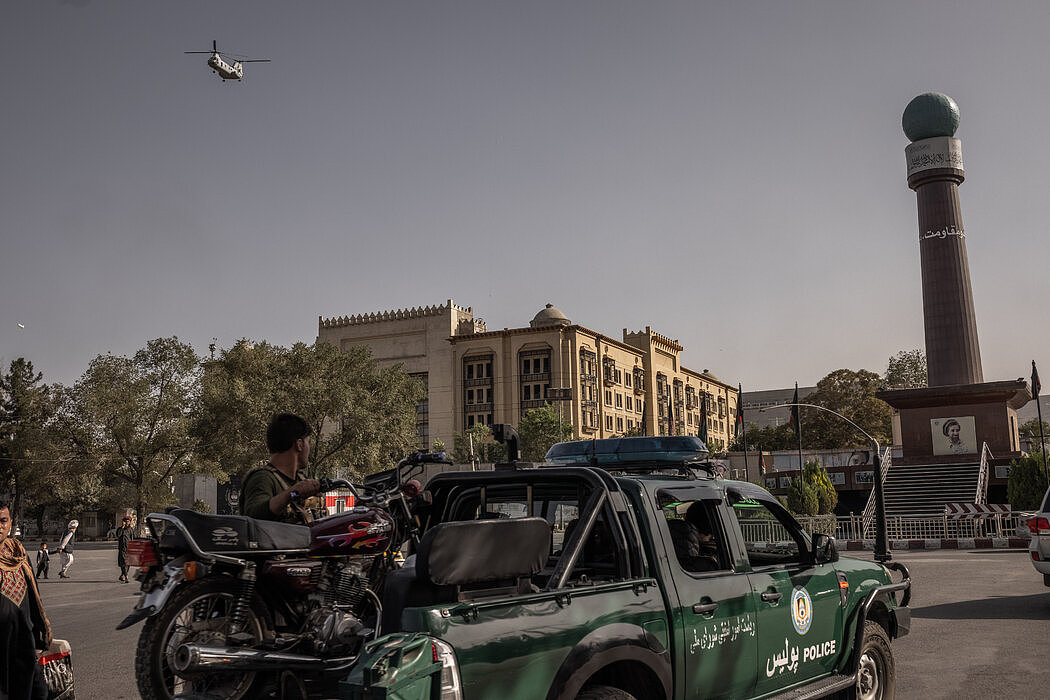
left=402, top=479, right=422, bottom=499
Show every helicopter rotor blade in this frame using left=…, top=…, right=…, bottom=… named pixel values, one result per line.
left=240, top=59, right=271, bottom=63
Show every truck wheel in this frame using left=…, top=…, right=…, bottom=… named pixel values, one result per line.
left=134, top=577, right=269, bottom=700
left=576, top=686, right=638, bottom=700
left=849, top=621, right=896, bottom=700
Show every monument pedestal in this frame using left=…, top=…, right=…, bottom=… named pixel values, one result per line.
left=877, top=380, right=1030, bottom=465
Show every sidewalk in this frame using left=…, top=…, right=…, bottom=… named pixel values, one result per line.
left=842, top=537, right=1029, bottom=551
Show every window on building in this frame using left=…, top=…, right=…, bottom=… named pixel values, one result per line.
left=616, top=417, right=624, bottom=432
left=605, top=415, right=614, bottom=431
left=625, top=373, right=632, bottom=388
left=625, top=396, right=633, bottom=411
left=605, top=390, right=613, bottom=406
left=615, top=393, right=623, bottom=409
left=523, top=385, right=531, bottom=401
left=543, top=357, right=550, bottom=373
left=467, top=389, right=475, bottom=404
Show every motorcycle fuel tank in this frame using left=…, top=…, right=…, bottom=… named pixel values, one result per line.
left=309, top=507, right=394, bottom=556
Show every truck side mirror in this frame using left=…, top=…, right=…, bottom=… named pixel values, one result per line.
left=812, top=533, right=839, bottom=564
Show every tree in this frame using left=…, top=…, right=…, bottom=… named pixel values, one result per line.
left=451, top=424, right=505, bottom=464
left=57, top=337, right=206, bottom=528
left=802, top=369, right=891, bottom=450
left=731, top=422, right=797, bottom=453
left=196, top=340, right=425, bottom=481
left=1007, top=455, right=1048, bottom=510
left=885, top=349, right=927, bottom=389
left=1019, top=418, right=1050, bottom=453
left=786, top=460, right=837, bottom=516
left=0, top=359, right=58, bottom=523
left=518, top=404, right=574, bottom=461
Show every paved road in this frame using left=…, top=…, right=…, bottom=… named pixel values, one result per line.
left=36, top=544, right=1050, bottom=699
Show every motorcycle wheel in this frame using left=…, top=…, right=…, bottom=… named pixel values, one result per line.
left=135, top=576, right=270, bottom=700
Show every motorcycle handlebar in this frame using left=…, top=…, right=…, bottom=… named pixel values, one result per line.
left=314, top=452, right=449, bottom=504
left=397, top=451, right=453, bottom=467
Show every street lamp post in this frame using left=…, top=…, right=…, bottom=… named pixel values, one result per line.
left=760, top=402, right=892, bottom=562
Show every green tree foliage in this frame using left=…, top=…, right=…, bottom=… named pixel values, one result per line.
left=785, top=460, right=838, bottom=516
left=56, top=337, right=204, bottom=528
left=1007, top=455, right=1049, bottom=510
left=1019, top=418, right=1050, bottom=448
left=885, top=349, right=928, bottom=389
left=196, top=340, right=425, bottom=481
left=731, top=422, right=797, bottom=452
left=0, top=359, right=65, bottom=523
left=518, top=404, right=575, bottom=461
left=451, top=424, right=505, bottom=464
left=802, top=369, right=891, bottom=450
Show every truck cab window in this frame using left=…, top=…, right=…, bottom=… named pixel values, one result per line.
left=730, top=497, right=806, bottom=567
left=660, top=499, right=728, bottom=573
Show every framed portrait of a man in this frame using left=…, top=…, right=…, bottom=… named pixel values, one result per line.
left=931, top=416, right=976, bottom=455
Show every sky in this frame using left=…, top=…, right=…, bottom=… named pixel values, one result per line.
left=3, top=1, right=1049, bottom=392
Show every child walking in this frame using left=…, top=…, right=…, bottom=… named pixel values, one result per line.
left=35, top=541, right=50, bottom=579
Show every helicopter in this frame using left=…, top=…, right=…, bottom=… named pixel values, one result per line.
left=184, top=40, right=270, bottom=82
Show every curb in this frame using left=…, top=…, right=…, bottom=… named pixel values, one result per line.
left=843, top=537, right=1028, bottom=551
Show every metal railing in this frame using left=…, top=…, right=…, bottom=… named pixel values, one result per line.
left=794, top=511, right=1035, bottom=542
left=861, top=447, right=893, bottom=538
left=975, top=442, right=992, bottom=504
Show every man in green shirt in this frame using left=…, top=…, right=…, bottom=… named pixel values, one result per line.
left=240, top=414, right=322, bottom=524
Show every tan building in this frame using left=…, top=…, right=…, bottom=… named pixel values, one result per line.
left=317, top=301, right=739, bottom=454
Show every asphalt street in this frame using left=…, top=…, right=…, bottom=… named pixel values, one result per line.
left=33, top=544, right=1050, bottom=699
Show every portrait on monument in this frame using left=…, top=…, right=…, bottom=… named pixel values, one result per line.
left=931, top=416, right=976, bottom=455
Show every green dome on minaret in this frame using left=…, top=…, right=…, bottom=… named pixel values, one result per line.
left=903, top=92, right=960, bottom=142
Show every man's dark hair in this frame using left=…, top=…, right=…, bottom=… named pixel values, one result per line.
left=0, top=499, right=10, bottom=514
left=267, top=413, right=311, bottom=453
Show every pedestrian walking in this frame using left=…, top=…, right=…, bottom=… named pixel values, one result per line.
left=115, top=516, right=134, bottom=583
left=56, top=520, right=78, bottom=579
left=35, top=541, right=49, bottom=579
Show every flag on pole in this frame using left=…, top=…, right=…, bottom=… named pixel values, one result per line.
left=699, top=391, right=709, bottom=445
left=640, top=398, right=647, bottom=436
left=1033, top=360, right=1042, bottom=397
left=735, top=383, right=744, bottom=441
left=667, top=392, right=675, bottom=436
left=789, top=383, right=801, bottom=441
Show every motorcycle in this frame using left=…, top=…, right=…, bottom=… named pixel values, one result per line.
left=116, top=451, right=449, bottom=700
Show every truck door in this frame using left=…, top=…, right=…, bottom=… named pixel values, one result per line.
left=728, top=494, right=843, bottom=696
left=655, top=489, right=758, bottom=700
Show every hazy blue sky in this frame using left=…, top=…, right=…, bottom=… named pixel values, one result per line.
left=3, top=1, right=1049, bottom=391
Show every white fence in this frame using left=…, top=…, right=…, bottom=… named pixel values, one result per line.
left=794, top=512, right=1035, bottom=541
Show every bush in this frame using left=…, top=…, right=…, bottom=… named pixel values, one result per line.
left=1007, top=455, right=1049, bottom=510
left=786, top=460, right=838, bottom=516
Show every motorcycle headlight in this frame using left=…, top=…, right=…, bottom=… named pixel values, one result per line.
left=431, top=638, right=462, bottom=700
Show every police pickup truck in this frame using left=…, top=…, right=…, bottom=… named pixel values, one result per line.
left=343, top=432, right=911, bottom=700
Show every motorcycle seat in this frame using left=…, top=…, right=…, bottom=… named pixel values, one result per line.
left=160, top=509, right=311, bottom=553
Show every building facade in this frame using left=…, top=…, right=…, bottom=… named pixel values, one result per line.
left=317, top=301, right=739, bottom=453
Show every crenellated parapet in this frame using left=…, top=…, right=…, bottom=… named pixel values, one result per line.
left=319, top=299, right=475, bottom=330
left=624, top=326, right=682, bottom=353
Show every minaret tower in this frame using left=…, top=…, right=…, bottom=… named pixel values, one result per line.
left=903, top=92, right=983, bottom=387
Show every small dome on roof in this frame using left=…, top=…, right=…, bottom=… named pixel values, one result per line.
left=530, top=303, right=571, bottom=328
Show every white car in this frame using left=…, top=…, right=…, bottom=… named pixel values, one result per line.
left=1029, top=487, right=1050, bottom=586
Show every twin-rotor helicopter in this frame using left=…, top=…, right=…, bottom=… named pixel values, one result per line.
left=184, top=40, right=270, bottom=82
